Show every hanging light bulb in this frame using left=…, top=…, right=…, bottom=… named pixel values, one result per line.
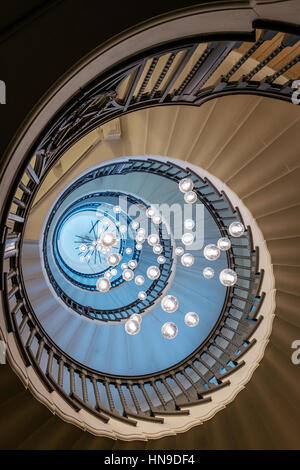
left=131, top=221, right=139, bottom=230
left=182, top=232, right=194, bottom=246
left=103, top=217, right=110, bottom=226
left=89, top=245, right=94, bottom=252
left=147, top=266, right=160, bottom=280
left=137, top=228, right=145, bottom=236
left=110, top=268, right=117, bottom=276
left=125, top=247, right=132, bottom=255
left=96, top=277, right=111, bottom=293
left=122, top=268, right=134, bottom=281
left=203, top=267, right=214, bottom=279
left=184, top=191, right=197, bottom=204
left=107, top=253, right=121, bottom=266
left=138, top=291, right=147, bottom=300
left=104, top=271, right=112, bottom=279
left=153, top=244, right=163, bottom=255
left=148, top=233, right=159, bottom=246
left=119, top=225, right=127, bottom=234
left=121, top=263, right=128, bottom=270
left=219, top=268, right=238, bottom=286
left=136, top=234, right=145, bottom=243
left=101, top=246, right=111, bottom=255
left=113, top=205, right=121, bottom=214
left=80, top=256, right=85, bottom=262
left=115, top=221, right=120, bottom=227
left=152, top=214, right=162, bottom=225
left=125, top=318, right=140, bottom=335
left=79, top=244, right=87, bottom=252
left=146, top=207, right=155, bottom=218
left=135, top=243, right=143, bottom=250
left=157, top=255, right=166, bottom=264
left=181, top=253, right=194, bottom=267
left=184, top=219, right=195, bottom=230
left=179, top=178, right=194, bottom=193
left=101, top=231, right=117, bottom=247
left=161, top=322, right=178, bottom=339
left=204, top=244, right=220, bottom=260
left=217, top=237, right=231, bottom=251
left=161, top=295, right=178, bottom=313
left=175, top=246, right=184, bottom=256
left=128, top=259, right=137, bottom=269
left=130, top=314, right=142, bottom=324
left=229, top=221, right=245, bottom=237
left=86, top=254, right=91, bottom=260
left=135, top=275, right=145, bottom=286
left=184, top=312, right=199, bottom=327
left=92, top=241, right=97, bottom=246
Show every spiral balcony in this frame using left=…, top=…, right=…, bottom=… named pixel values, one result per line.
left=0, top=2, right=299, bottom=448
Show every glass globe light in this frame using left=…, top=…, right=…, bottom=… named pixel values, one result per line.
left=137, top=228, right=145, bottom=236
left=96, top=244, right=102, bottom=251
left=119, top=225, right=127, bottom=234
left=148, top=233, right=159, bottom=246
left=152, top=214, right=162, bottom=225
left=146, top=207, right=155, bottom=218
left=107, top=253, right=121, bottom=266
left=86, top=254, right=91, bottom=260
left=161, top=322, right=178, bottom=339
left=136, top=234, right=145, bottom=243
left=153, top=244, right=163, bottom=255
left=125, top=247, right=132, bottom=255
left=184, top=218, right=195, bottom=230
left=182, top=232, right=194, bottom=246
left=175, top=246, right=184, bottom=256
left=103, top=217, right=110, bottom=226
left=181, top=253, right=194, bottom=267
left=157, top=255, right=166, bottom=264
left=184, top=191, right=197, bottom=204
left=138, top=291, right=147, bottom=300
left=128, top=259, right=137, bottom=269
left=89, top=245, right=94, bottom=252
left=121, top=263, right=128, bottom=270
left=136, top=243, right=143, bottom=250
left=113, top=205, right=121, bottom=214
left=203, top=267, right=214, bottom=279
left=125, top=318, right=140, bottom=335
left=122, top=268, right=134, bottom=281
left=204, top=244, right=220, bottom=260
left=229, top=221, right=245, bottom=237
left=161, top=295, right=178, bottom=313
left=131, top=221, right=139, bottom=230
left=147, top=266, right=160, bottom=280
left=101, top=231, right=117, bottom=247
left=219, top=268, right=238, bottom=286
left=79, top=244, right=87, bottom=252
left=130, top=313, right=142, bottom=324
left=110, top=268, right=117, bottom=276
left=80, top=256, right=85, bottom=262
left=184, top=312, right=199, bottom=327
left=179, top=178, right=194, bottom=193
left=101, top=246, right=111, bottom=255
left=104, top=271, right=112, bottom=279
left=217, top=237, right=231, bottom=251
left=135, top=275, right=145, bottom=286
left=96, top=277, right=111, bottom=293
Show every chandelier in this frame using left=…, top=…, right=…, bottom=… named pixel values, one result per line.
left=86, top=177, right=245, bottom=339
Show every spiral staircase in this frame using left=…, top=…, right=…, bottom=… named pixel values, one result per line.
left=1, top=2, right=300, bottom=449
